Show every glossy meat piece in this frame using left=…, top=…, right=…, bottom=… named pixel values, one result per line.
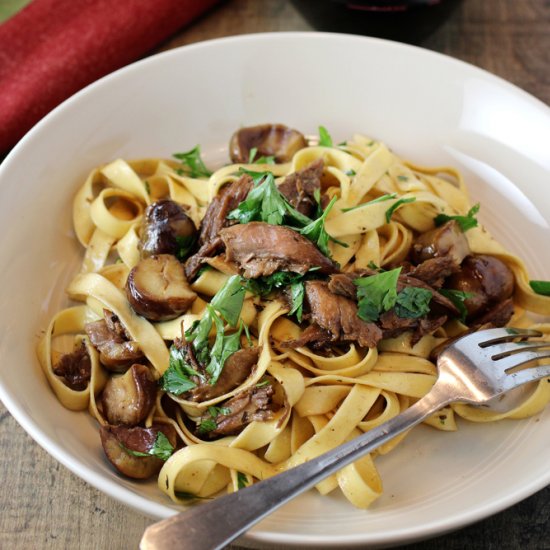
left=379, top=310, right=447, bottom=344
left=408, top=255, right=459, bottom=288
left=411, top=220, right=470, bottom=265
left=278, top=159, right=323, bottom=217
left=220, top=222, right=337, bottom=279
left=471, top=298, right=514, bottom=329
left=303, top=281, right=383, bottom=348
left=184, top=347, right=260, bottom=403
left=199, top=384, right=276, bottom=438
left=140, top=199, right=197, bottom=260
left=229, top=123, right=307, bottom=164
left=446, top=254, right=515, bottom=319
left=52, top=341, right=91, bottom=391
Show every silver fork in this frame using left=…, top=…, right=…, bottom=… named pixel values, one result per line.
left=141, top=327, right=550, bottom=550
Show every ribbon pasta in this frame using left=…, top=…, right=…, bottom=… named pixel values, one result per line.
left=37, top=132, right=550, bottom=511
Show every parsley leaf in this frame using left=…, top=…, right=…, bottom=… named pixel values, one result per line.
left=173, top=145, right=212, bottom=178
left=354, top=268, right=401, bottom=322
left=385, top=196, right=416, bottom=223
left=198, top=418, right=217, bottom=434
left=248, top=147, right=276, bottom=165
left=397, top=175, right=409, bottom=182
left=439, top=289, right=474, bottom=322
left=318, top=125, right=333, bottom=147
left=394, top=287, right=432, bottom=319
left=160, top=345, right=203, bottom=395
left=299, top=195, right=348, bottom=257
left=288, top=280, right=305, bottom=322
left=120, top=431, right=174, bottom=461
left=434, top=203, right=480, bottom=232
left=174, top=235, right=196, bottom=261
left=210, top=274, right=246, bottom=327
left=255, top=379, right=271, bottom=388
left=197, top=405, right=232, bottom=434
left=227, top=171, right=311, bottom=227
left=529, top=280, right=550, bottom=296
left=341, top=193, right=397, bottom=213
left=237, top=472, right=249, bottom=489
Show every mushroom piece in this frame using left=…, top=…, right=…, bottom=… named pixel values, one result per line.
left=445, top=254, right=515, bottom=319
left=229, top=123, right=307, bottom=164
left=126, top=254, right=197, bottom=321
left=140, top=199, right=198, bottom=260
left=411, top=220, right=470, bottom=266
left=101, top=364, right=157, bottom=426
left=99, top=423, right=177, bottom=480
left=85, top=313, right=143, bottom=372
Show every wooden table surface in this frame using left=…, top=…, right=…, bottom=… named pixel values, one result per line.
left=1, top=0, right=549, bottom=548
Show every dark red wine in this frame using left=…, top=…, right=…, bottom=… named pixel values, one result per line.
left=291, top=0, right=461, bottom=44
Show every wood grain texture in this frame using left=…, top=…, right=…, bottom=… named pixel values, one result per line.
left=1, top=0, right=549, bottom=549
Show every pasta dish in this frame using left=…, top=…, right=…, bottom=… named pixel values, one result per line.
left=37, top=124, right=550, bottom=508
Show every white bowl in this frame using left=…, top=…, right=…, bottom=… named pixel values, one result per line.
left=1, top=32, right=549, bottom=548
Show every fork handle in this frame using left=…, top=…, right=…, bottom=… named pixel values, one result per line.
left=141, top=383, right=451, bottom=550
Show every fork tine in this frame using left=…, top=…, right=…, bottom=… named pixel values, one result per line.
left=475, top=327, right=543, bottom=348
left=501, top=365, right=550, bottom=391
left=493, top=349, right=550, bottom=373
left=490, top=341, right=550, bottom=360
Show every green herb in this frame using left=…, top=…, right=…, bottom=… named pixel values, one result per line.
left=160, top=345, right=203, bottom=395
left=227, top=171, right=311, bottom=227
left=119, top=431, right=174, bottom=461
left=198, top=418, right=217, bottom=434
left=355, top=268, right=401, bottom=322
left=173, top=145, right=212, bottom=178
left=208, top=405, right=231, bottom=417
left=338, top=141, right=347, bottom=147
left=341, top=193, right=397, bottom=213
left=174, top=235, right=195, bottom=261
left=345, top=169, right=356, bottom=177
left=385, top=196, right=416, bottom=223
left=210, top=275, right=246, bottom=327
left=434, top=203, right=480, bottom=232
left=205, top=310, right=244, bottom=384
left=394, top=287, right=432, bottom=319
left=248, top=147, right=276, bottom=165
left=396, top=175, right=409, bottom=182
left=243, top=271, right=304, bottom=296
left=255, top=379, right=271, bottom=388
left=529, top=280, right=550, bottom=296
left=144, top=180, right=151, bottom=194
left=174, top=491, right=212, bottom=500
left=197, top=405, right=232, bottom=434
left=367, top=261, right=384, bottom=271
left=318, top=125, right=333, bottom=147
left=288, top=280, right=305, bottom=322
left=237, top=472, right=249, bottom=490
left=299, top=195, right=348, bottom=257
left=439, top=289, right=474, bottom=322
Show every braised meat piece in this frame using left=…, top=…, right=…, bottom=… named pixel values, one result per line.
left=284, top=281, right=383, bottom=349
left=100, top=423, right=177, bottom=480
left=278, top=159, right=323, bottom=217
left=229, top=124, right=307, bottom=164
left=53, top=341, right=91, bottom=391
left=379, top=310, right=447, bottom=344
left=411, top=220, right=470, bottom=265
left=471, top=298, right=514, bottom=329
left=182, top=345, right=260, bottom=403
left=185, top=175, right=253, bottom=280
left=408, top=255, right=459, bottom=288
left=85, top=311, right=143, bottom=372
left=198, top=384, right=276, bottom=438
left=139, top=199, right=197, bottom=260
left=220, top=222, right=337, bottom=279
left=446, top=254, right=515, bottom=320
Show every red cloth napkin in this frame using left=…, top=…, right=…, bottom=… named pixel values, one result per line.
left=0, top=0, right=220, bottom=152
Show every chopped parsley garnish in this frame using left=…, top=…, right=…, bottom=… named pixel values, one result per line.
left=355, top=268, right=401, bottom=323
left=288, top=280, right=305, bottom=322
left=318, top=125, right=333, bottom=147
left=174, top=235, right=195, bottom=261
left=345, top=169, right=356, bottom=177
left=120, top=431, right=174, bottom=461
left=197, top=405, right=231, bottom=434
left=237, top=472, right=249, bottom=489
left=299, top=195, right=346, bottom=257
left=394, top=287, right=432, bottom=319
left=227, top=170, right=310, bottom=227
left=173, top=145, right=212, bottom=178
left=439, top=289, right=474, bottom=322
left=529, top=280, right=550, bottom=296
left=255, top=378, right=271, bottom=388
left=341, top=193, right=397, bottom=213
left=248, top=147, right=275, bottom=165
left=434, top=203, right=480, bottom=232
left=384, top=196, right=416, bottom=223
left=367, top=261, right=384, bottom=272
left=355, top=267, right=434, bottom=322
left=397, top=175, right=409, bottom=182
left=162, top=276, right=247, bottom=393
